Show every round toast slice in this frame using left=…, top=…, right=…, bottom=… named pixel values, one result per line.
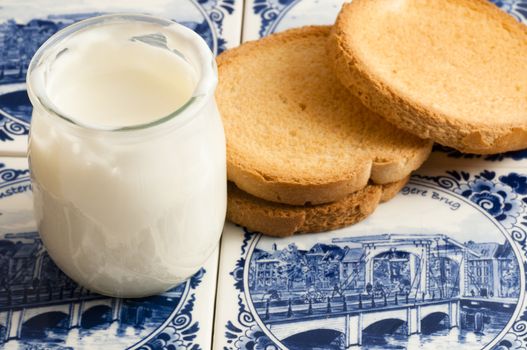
left=227, top=177, right=408, bottom=237
left=217, top=26, right=431, bottom=206
left=328, top=0, right=527, bottom=154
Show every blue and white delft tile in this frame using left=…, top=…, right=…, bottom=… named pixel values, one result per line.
left=242, top=0, right=346, bottom=41
left=0, top=0, right=243, bottom=156
left=214, top=165, right=527, bottom=350
left=0, top=157, right=219, bottom=350
left=243, top=0, right=527, bottom=41
left=426, top=145, right=527, bottom=168
left=242, top=0, right=527, bottom=166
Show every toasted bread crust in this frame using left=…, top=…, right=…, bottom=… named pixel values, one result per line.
left=217, top=26, right=431, bottom=205
left=227, top=156, right=372, bottom=205
left=226, top=177, right=409, bottom=237
left=329, top=0, right=527, bottom=154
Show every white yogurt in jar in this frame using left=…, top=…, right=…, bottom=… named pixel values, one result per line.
left=27, top=15, right=226, bottom=298
left=46, top=22, right=197, bottom=128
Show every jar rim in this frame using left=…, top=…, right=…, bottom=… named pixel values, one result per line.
left=26, top=13, right=217, bottom=133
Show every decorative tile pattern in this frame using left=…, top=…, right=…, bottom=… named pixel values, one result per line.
left=242, top=0, right=344, bottom=41
left=212, top=3, right=527, bottom=349
left=2, top=1, right=526, bottom=349
left=0, top=0, right=243, bottom=156
left=214, top=165, right=527, bottom=350
left=243, top=0, right=527, bottom=41
left=0, top=157, right=219, bottom=349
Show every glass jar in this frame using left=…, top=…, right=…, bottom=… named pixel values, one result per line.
left=26, top=14, right=226, bottom=298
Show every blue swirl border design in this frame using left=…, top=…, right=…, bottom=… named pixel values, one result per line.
left=224, top=170, right=527, bottom=350
left=198, top=0, right=237, bottom=54
left=139, top=269, right=206, bottom=350
left=224, top=228, right=276, bottom=350
left=251, top=0, right=527, bottom=38
left=252, top=0, right=296, bottom=37
left=414, top=170, right=527, bottom=349
left=0, top=162, right=30, bottom=186
left=434, top=145, right=527, bottom=162
left=0, top=114, right=29, bottom=143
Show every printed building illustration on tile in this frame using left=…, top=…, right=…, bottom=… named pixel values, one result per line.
left=250, top=234, right=520, bottom=301
left=216, top=166, right=527, bottom=350
left=1, top=0, right=527, bottom=349
left=246, top=234, right=519, bottom=348
left=0, top=230, right=188, bottom=344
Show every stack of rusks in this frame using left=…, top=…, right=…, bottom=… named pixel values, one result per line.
left=216, top=0, right=527, bottom=236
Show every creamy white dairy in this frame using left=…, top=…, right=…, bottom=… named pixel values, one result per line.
left=27, top=15, right=226, bottom=298
left=46, top=22, right=197, bottom=128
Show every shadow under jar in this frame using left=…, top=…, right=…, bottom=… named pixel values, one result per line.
left=26, top=14, right=226, bottom=298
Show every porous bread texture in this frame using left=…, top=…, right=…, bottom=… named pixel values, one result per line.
left=227, top=177, right=409, bottom=237
left=217, top=26, right=431, bottom=206
left=328, top=0, right=527, bottom=154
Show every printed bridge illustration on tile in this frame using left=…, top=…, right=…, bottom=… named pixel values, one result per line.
left=245, top=231, right=520, bottom=349
left=0, top=230, right=190, bottom=348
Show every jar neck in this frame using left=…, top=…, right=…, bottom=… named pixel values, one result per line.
left=26, top=13, right=217, bottom=135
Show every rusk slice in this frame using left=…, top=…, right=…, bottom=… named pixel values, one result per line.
left=329, top=0, right=527, bottom=154
left=227, top=177, right=409, bottom=237
left=217, top=26, right=431, bottom=206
